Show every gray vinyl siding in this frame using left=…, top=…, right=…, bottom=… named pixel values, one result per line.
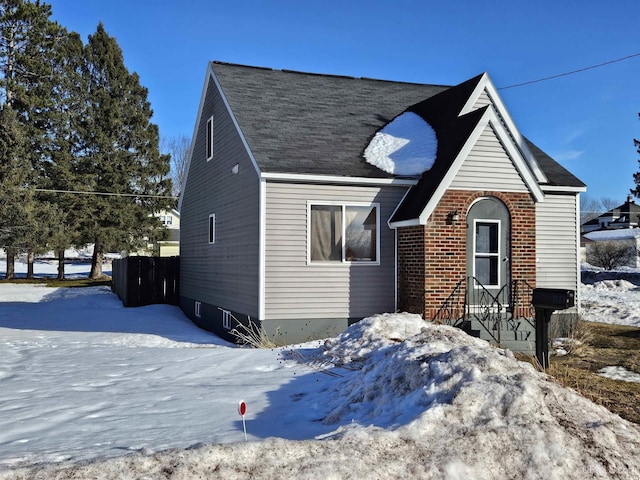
left=536, top=193, right=579, bottom=293
left=264, top=182, right=407, bottom=320
left=449, top=124, right=528, bottom=192
left=180, top=74, right=260, bottom=317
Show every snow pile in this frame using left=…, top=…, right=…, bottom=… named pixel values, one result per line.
left=2, top=285, right=640, bottom=479
left=599, top=366, right=640, bottom=383
left=581, top=279, right=640, bottom=326
left=364, top=112, right=437, bottom=175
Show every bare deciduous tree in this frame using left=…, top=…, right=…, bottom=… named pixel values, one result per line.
left=161, top=135, right=191, bottom=198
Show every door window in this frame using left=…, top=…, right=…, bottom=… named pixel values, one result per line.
left=474, top=220, right=500, bottom=287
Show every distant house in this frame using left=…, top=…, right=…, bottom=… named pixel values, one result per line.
left=178, top=62, right=586, bottom=349
left=123, top=208, right=180, bottom=257
left=582, top=195, right=640, bottom=233
left=153, top=209, right=180, bottom=257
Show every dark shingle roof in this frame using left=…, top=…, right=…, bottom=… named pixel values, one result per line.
left=390, top=76, right=488, bottom=222
left=211, top=62, right=585, bottom=223
left=525, top=139, right=585, bottom=188
left=211, top=62, right=448, bottom=178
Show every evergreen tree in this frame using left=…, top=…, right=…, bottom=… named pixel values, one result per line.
left=80, top=23, right=172, bottom=278
left=0, top=104, right=29, bottom=278
left=0, top=0, right=68, bottom=275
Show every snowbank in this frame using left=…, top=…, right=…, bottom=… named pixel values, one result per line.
left=2, top=291, right=640, bottom=479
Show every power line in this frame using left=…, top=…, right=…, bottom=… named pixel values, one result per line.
left=499, top=52, right=640, bottom=90
left=34, top=188, right=177, bottom=199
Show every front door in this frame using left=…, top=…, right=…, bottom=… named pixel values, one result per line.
left=466, top=197, right=511, bottom=306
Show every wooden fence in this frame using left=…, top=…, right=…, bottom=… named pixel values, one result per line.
left=111, top=256, right=179, bottom=307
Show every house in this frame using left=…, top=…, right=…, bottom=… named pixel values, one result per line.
left=178, top=62, right=586, bottom=349
left=153, top=209, right=180, bottom=257
left=123, top=208, right=181, bottom=257
left=582, top=195, right=640, bottom=233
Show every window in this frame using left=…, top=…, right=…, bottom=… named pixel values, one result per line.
left=474, top=220, right=500, bottom=286
left=206, top=115, right=214, bottom=161
left=222, top=310, right=231, bottom=330
left=208, top=213, right=216, bottom=244
left=309, top=204, right=379, bottom=263
left=195, top=301, right=201, bottom=318
left=160, top=215, right=173, bottom=226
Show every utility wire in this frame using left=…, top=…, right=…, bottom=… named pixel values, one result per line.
left=499, top=52, right=640, bottom=90
left=34, top=188, right=177, bottom=199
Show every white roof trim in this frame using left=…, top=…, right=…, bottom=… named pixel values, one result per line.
left=178, top=66, right=211, bottom=212
left=460, top=73, right=548, bottom=185
left=178, top=63, right=262, bottom=211
left=389, top=108, right=544, bottom=229
left=542, top=185, right=586, bottom=193
left=261, top=172, right=419, bottom=186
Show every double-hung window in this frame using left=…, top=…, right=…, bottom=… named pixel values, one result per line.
left=309, top=203, right=379, bottom=264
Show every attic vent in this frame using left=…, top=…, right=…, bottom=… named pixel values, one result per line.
left=363, top=112, right=437, bottom=176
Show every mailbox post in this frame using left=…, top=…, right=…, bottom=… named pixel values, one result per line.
left=531, top=288, right=575, bottom=369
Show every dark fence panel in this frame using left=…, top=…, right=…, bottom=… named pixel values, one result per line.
left=111, top=256, right=179, bottom=307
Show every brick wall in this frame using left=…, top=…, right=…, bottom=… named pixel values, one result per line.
left=397, top=189, right=536, bottom=319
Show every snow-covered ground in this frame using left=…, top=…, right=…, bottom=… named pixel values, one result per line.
left=1, top=264, right=640, bottom=478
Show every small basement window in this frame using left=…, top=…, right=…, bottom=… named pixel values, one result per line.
left=195, top=301, right=201, bottom=318
left=309, top=203, right=379, bottom=263
left=222, top=310, right=231, bottom=330
left=206, top=115, right=214, bottom=161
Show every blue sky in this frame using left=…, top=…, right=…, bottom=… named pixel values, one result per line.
left=47, top=0, right=640, bottom=203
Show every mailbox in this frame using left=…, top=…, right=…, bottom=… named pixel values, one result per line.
left=532, top=288, right=575, bottom=311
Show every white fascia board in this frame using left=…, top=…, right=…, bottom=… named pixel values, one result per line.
left=486, top=110, right=545, bottom=203
left=542, top=185, right=587, bottom=193
left=210, top=65, right=262, bottom=179
left=388, top=218, right=422, bottom=229
left=261, top=172, right=419, bottom=186
left=179, top=63, right=263, bottom=209
left=178, top=65, right=212, bottom=212
left=415, top=113, right=493, bottom=225
left=460, top=73, right=548, bottom=185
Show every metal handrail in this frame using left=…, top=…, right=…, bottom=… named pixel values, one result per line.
left=434, top=277, right=535, bottom=343
left=431, top=278, right=466, bottom=327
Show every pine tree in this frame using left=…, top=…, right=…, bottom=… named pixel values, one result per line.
left=0, top=0, right=68, bottom=276
left=0, top=104, right=29, bottom=278
left=80, top=23, right=172, bottom=278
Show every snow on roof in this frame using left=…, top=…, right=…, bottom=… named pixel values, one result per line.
left=364, top=112, right=437, bottom=176
left=584, top=228, right=640, bottom=242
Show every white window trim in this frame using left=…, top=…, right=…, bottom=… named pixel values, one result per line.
left=195, top=301, right=201, bottom=318
left=306, top=201, right=381, bottom=266
left=206, top=115, right=214, bottom=161
left=222, top=309, right=231, bottom=330
left=472, top=218, right=501, bottom=288
left=208, top=213, right=216, bottom=244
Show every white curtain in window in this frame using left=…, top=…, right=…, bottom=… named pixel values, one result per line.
left=310, top=206, right=342, bottom=261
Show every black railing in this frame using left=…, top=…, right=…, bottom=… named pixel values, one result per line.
left=432, top=278, right=466, bottom=327
left=433, top=277, right=535, bottom=343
